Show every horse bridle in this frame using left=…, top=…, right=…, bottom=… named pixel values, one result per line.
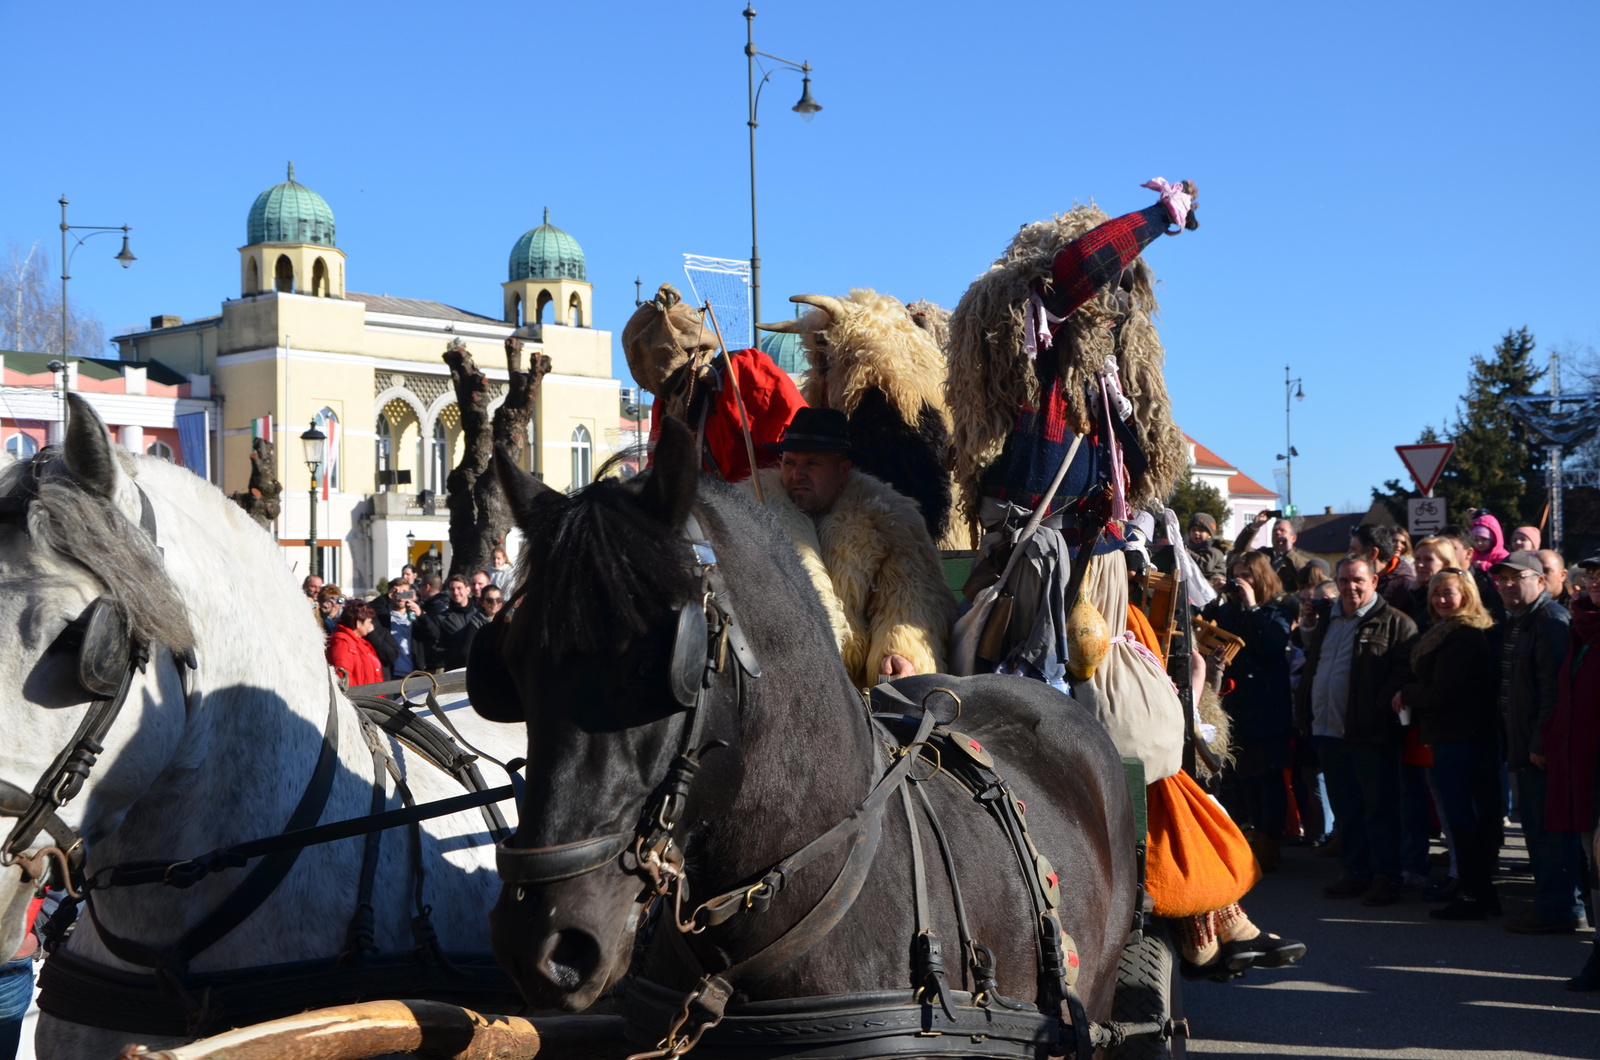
left=0, top=473, right=170, bottom=895
left=494, top=512, right=759, bottom=895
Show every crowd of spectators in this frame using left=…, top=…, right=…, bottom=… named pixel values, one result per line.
left=301, top=560, right=510, bottom=684
left=1190, top=509, right=1600, bottom=992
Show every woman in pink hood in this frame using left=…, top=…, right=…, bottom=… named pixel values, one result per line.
left=1469, top=513, right=1510, bottom=572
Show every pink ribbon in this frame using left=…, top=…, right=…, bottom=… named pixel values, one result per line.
left=1140, top=177, right=1192, bottom=229
left=1099, top=370, right=1129, bottom=523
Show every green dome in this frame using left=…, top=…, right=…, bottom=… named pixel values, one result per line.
left=759, top=331, right=805, bottom=375
left=509, top=208, right=585, bottom=282
left=247, top=163, right=336, bottom=246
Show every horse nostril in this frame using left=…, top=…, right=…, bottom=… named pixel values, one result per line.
left=539, top=929, right=601, bottom=992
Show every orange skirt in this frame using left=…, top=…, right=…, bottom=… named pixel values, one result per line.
left=1145, top=769, right=1260, bottom=917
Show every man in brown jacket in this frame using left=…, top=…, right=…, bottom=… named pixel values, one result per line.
left=1296, top=555, right=1418, bottom=907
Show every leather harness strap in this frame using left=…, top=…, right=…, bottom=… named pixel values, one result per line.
left=84, top=678, right=343, bottom=979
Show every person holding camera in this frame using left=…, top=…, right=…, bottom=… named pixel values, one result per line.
left=1205, top=552, right=1295, bottom=869
left=1233, top=510, right=1314, bottom=590
left=371, top=577, right=423, bottom=678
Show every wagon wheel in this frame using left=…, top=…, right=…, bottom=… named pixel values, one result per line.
left=1106, top=928, right=1186, bottom=1060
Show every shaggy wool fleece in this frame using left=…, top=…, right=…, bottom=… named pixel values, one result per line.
left=787, top=289, right=951, bottom=433
left=905, top=298, right=952, bottom=358
left=946, top=204, right=1187, bottom=518
left=748, top=467, right=955, bottom=688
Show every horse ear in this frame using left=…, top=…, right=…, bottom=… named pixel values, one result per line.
left=640, top=416, right=698, bottom=530
left=494, top=443, right=563, bottom=531
left=62, top=393, right=121, bottom=499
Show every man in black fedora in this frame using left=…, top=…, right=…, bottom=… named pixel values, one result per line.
left=753, top=408, right=956, bottom=689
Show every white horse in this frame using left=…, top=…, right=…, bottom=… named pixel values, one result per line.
left=0, top=396, right=523, bottom=1059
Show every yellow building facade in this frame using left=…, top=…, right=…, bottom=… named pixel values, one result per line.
left=115, top=165, right=625, bottom=592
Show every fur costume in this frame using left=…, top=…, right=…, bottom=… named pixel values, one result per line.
left=759, top=290, right=956, bottom=542
left=947, top=204, right=1187, bottom=519
left=905, top=298, right=952, bottom=357
left=748, top=466, right=956, bottom=688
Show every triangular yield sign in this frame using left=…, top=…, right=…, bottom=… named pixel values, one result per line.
left=1395, top=443, right=1454, bottom=495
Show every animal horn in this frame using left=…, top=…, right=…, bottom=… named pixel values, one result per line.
left=756, top=318, right=803, bottom=334
left=789, top=294, right=846, bottom=321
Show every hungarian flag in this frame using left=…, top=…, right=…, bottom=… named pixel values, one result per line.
left=321, top=415, right=339, bottom=500
left=251, top=414, right=272, bottom=442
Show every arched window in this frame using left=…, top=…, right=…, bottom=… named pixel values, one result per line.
left=312, top=258, right=329, bottom=297
left=146, top=440, right=174, bottom=462
left=568, top=293, right=584, bottom=327
left=274, top=255, right=294, bottom=293
left=246, top=257, right=259, bottom=295
left=5, top=433, right=38, bottom=459
left=570, top=425, right=592, bottom=490
left=431, top=420, right=449, bottom=493
left=376, top=415, right=393, bottom=492
left=510, top=291, right=522, bottom=326
left=314, top=407, right=340, bottom=490
left=535, top=290, right=552, bottom=325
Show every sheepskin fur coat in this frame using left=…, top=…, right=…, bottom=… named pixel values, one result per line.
left=748, top=467, right=956, bottom=689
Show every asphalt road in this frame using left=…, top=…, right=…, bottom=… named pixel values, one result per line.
left=1184, top=832, right=1599, bottom=1059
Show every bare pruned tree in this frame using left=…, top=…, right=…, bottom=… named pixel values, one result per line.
left=442, top=336, right=550, bottom=576
left=228, top=436, right=284, bottom=529
left=0, top=240, right=108, bottom=357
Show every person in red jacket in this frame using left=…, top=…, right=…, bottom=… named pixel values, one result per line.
left=326, top=600, right=384, bottom=687
left=1545, top=562, right=1600, bottom=990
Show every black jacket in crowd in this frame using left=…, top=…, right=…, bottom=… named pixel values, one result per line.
left=1203, top=598, right=1293, bottom=744
left=1294, top=593, right=1418, bottom=745
left=416, top=602, right=486, bottom=672
left=1498, top=591, right=1570, bottom=771
left=1400, top=619, right=1500, bottom=746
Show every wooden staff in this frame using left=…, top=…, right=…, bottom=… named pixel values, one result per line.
left=700, top=301, right=764, bottom=504
left=116, top=999, right=631, bottom=1060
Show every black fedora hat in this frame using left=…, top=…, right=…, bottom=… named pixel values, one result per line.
left=764, top=407, right=858, bottom=456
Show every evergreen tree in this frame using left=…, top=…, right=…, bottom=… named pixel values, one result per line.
left=1167, top=475, right=1231, bottom=533
left=1434, top=327, right=1546, bottom=527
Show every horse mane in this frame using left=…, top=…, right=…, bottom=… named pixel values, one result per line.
left=0, top=447, right=195, bottom=652
left=513, top=473, right=702, bottom=663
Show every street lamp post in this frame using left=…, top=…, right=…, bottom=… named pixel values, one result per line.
left=301, top=421, right=327, bottom=579
left=1275, top=366, right=1305, bottom=513
left=745, top=5, right=821, bottom=325
left=58, top=195, right=134, bottom=361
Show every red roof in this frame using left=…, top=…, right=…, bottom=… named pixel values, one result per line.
left=1184, top=434, right=1232, bottom=470
left=1184, top=433, right=1276, bottom=498
left=1228, top=470, right=1277, bottom=498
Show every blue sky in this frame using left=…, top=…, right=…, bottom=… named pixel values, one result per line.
left=1, top=1, right=1594, bottom=513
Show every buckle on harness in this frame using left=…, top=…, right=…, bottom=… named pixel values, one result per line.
left=626, top=975, right=732, bottom=1060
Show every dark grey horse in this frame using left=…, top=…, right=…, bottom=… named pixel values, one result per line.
left=476, top=418, right=1136, bottom=1046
